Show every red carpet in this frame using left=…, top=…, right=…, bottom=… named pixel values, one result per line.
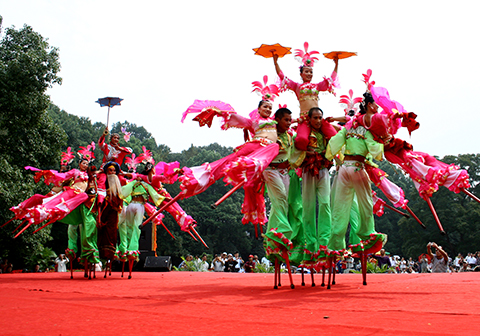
left=1, top=271, right=479, bottom=336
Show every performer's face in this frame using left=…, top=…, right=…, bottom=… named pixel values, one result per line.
left=276, top=114, right=292, bottom=134
left=301, top=67, right=313, bottom=82
left=309, top=110, right=323, bottom=131
left=367, top=102, right=379, bottom=114
left=107, top=166, right=116, bottom=175
left=258, top=102, right=273, bottom=118
left=79, top=160, right=89, bottom=172
left=111, top=134, right=120, bottom=145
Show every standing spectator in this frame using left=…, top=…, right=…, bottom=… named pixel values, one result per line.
left=234, top=252, right=243, bottom=272
left=253, top=255, right=260, bottom=267
left=370, top=249, right=391, bottom=269
left=419, top=255, right=429, bottom=273
left=454, top=253, right=463, bottom=271
left=345, top=253, right=355, bottom=273
left=466, top=253, right=477, bottom=269
left=211, top=254, right=224, bottom=272
left=224, top=254, right=236, bottom=272
left=398, top=257, right=407, bottom=273
left=427, top=242, right=448, bottom=273
left=55, top=254, right=69, bottom=272
left=244, top=255, right=255, bottom=273
left=197, top=255, right=209, bottom=272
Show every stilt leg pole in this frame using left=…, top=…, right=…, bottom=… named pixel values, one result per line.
left=211, top=181, right=245, bottom=209
left=425, top=198, right=445, bottom=234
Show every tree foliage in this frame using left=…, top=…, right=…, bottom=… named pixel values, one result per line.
left=0, top=24, right=65, bottom=269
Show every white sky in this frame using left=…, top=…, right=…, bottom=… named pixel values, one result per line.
left=2, top=1, right=479, bottom=157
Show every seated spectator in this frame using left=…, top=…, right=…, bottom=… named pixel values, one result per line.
left=178, top=255, right=193, bottom=269
left=1, top=258, right=13, bottom=273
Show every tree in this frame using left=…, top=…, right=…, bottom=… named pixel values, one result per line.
left=0, top=24, right=65, bottom=269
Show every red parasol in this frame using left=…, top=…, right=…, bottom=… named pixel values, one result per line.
left=253, top=43, right=292, bottom=58
left=323, top=51, right=357, bottom=60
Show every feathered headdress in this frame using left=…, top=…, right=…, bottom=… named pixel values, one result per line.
left=121, top=126, right=132, bottom=142
left=77, top=142, right=96, bottom=163
left=125, top=153, right=142, bottom=172
left=60, top=147, right=75, bottom=166
left=138, top=146, right=154, bottom=165
left=362, top=69, right=375, bottom=90
left=294, top=42, right=320, bottom=67
left=339, top=89, right=363, bottom=115
left=251, top=75, right=280, bottom=102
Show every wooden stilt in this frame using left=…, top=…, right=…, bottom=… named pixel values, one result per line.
left=273, top=259, right=278, bottom=289
left=13, top=222, right=32, bottom=238
left=425, top=198, right=445, bottom=234
left=143, top=194, right=183, bottom=226
left=301, top=266, right=305, bottom=286
left=128, top=258, right=134, bottom=279
left=282, top=252, right=295, bottom=289
left=383, top=203, right=409, bottom=217
left=311, top=270, right=315, bottom=287
left=1, top=216, right=16, bottom=228
left=321, top=266, right=326, bottom=287
left=211, top=181, right=245, bottom=209
left=462, top=188, right=480, bottom=204
left=32, top=219, right=57, bottom=234
left=191, top=227, right=209, bottom=249
left=405, top=206, right=426, bottom=229
left=12, top=219, right=27, bottom=233
left=121, top=261, right=125, bottom=278
left=362, top=252, right=367, bottom=286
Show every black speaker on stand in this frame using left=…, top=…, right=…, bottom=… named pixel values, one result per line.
left=144, top=256, right=172, bottom=272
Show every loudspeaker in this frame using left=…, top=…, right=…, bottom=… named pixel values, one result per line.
left=144, top=256, right=172, bottom=272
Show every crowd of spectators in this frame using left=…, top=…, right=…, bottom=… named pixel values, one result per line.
left=336, top=245, right=480, bottom=274
left=178, top=252, right=269, bottom=273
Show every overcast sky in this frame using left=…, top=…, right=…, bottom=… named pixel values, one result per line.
left=2, top=1, right=479, bottom=157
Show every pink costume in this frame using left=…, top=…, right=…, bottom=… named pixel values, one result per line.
left=278, top=70, right=338, bottom=151
left=136, top=161, right=197, bottom=232
left=359, top=85, right=470, bottom=200
left=180, top=110, right=279, bottom=225
left=11, top=167, right=89, bottom=227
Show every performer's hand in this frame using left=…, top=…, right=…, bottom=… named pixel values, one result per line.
left=273, top=53, right=279, bottom=63
left=103, top=127, right=109, bottom=136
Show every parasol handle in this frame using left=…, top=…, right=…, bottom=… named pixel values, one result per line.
left=106, top=105, right=111, bottom=129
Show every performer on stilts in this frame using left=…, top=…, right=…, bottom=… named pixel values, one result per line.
left=262, top=107, right=295, bottom=289
left=358, top=70, right=472, bottom=233
left=179, top=81, right=282, bottom=235
left=117, top=165, right=166, bottom=279
left=325, top=91, right=387, bottom=287
left=289, top=107, right=334, bottom=283
left=97, top=161, right=127, bottom=277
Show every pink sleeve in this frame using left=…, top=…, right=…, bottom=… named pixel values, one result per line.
left=315, top=70, right=337, bottom=92
left=222, top=113, right=253, bottom=131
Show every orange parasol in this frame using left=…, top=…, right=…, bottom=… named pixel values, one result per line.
left=323, top=51, right=357, bottom=60
left=253, top=43, right=292, bottom=58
